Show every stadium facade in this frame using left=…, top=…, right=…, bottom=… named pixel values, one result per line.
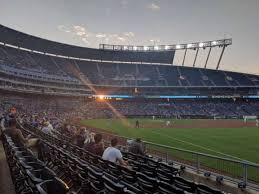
left=0, top=24, right=259, bottom=99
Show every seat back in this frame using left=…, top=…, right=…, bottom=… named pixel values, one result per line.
left=87, top=165, right=104, bottom=192
left=36, top=177, right=69, bottom=194
left=173, top=176, right=196, bottom=193
left=158, top=181, right=185, bottom=194
left=197, top=184, right=224, bottom=194
left=136, top=172, right=158, bottom=194
left=103, top=174, right=125, bottom=194
left=120, top=166, right=136, bottom=184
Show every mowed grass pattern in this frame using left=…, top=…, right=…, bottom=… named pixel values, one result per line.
left=81, top=118, right=259, bottom=164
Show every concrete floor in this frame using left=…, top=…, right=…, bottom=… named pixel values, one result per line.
left=0, top=141, right=16, bottom=194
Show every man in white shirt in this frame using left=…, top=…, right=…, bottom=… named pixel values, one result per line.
left=102, top=138, right=127, bottom=166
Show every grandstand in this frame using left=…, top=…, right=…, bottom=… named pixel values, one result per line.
left=0, top=25, right=259, bottom=96
left=0, top=24, right=259, bottom=194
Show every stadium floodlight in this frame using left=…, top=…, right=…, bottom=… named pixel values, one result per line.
left=212, top=41, right=217, bottom=46
left=154, top=45, right=159, bottom=50
left=99, top=38, right=232, bottom=52
left=176, top=44, right=181, bottom=49
left=199, top=42, right=204, bottom=48
left=187, top=44, right=193, bottom=48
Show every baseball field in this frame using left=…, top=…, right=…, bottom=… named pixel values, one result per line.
left=81, top=118, right=259, bottom=164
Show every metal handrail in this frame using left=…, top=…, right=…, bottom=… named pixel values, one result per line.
left=142, top=140, right=259, bottom=167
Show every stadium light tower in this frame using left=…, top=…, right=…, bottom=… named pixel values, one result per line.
left=216, top=44, right=226, bottom=70
left=99, top=38, right=232, bottom=70
left=193, top=47, right=199, bottom=67
left=99, top=38, right=232, bottom=52
left=182, top=48, right=187, bottom=66
left=199, top=42, right=204, bottom=48
left=204, top=47, right=212, bottom=69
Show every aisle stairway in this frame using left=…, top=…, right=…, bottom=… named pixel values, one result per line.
left=0, top=140, right=16, bottom=194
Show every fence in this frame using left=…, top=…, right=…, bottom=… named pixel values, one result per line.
left=143, top=141, right=259, bottom=190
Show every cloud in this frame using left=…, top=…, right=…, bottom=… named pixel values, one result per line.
left=57, top=25, right=71, bottom=33
left=72, top=25, right=92, bottom=37
left=57, top=24, right=161, bottom=47
left=147, top=3, right=160, bottom=11
left=82, top=38, right=89, bottom=44
left=73, top=25, right=86, bottom=31
left=96, top=33, right=107, bottom=38
left=117, top=36, right=126, bottom=42
left=76, top=31, right=86, bottom=36
left=124, top=32, right=135, bottom=37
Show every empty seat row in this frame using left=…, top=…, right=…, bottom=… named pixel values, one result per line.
left=1, top=133, right=69, bottom=194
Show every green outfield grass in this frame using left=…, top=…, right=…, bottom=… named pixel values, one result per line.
left=81, top=118, right=259, bottom=164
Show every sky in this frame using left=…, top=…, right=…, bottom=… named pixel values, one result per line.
left=0, top=0, right=259, bottom=74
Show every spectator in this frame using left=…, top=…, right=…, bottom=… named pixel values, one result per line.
left=102, top=138, right=127, bottom=166
left=84, top=131, right=95, bottom=144
left=85, top=133, right=104, bottom=156
left=41, top=121, right=53, bottom=134
left=128, top=138, right=145, bottom=155
left=74, top=128, right=87, bottom=147
left=4, top=119, right=31, bottom=146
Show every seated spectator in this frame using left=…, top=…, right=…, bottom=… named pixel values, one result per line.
left=84, top=131, right=94, bottom=144
left=102, top=138, right=127, bottom=166
left=73, top=127, right=87, bottom=147
left=85, top=133, right=104, bottom=156
left=4, top=119, right=36, bottom=147
left=41, top=121, right=53, bottom=134
left=128, top=138, right=145, bottom=155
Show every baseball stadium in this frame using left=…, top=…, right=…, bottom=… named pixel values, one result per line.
left=1, top=1, right=259, bottom=194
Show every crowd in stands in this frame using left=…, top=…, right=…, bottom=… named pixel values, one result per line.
left=1, top=94, right=259, bottom=124
left=1, top=106, right=144, bottom=168
left=73, top=100, right=259, bottom=118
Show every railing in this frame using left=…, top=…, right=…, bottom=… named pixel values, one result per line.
left=143, top=141, right=259, bottom=191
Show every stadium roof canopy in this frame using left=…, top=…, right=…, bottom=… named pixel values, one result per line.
left=0, top=25, right=174, bottom=64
